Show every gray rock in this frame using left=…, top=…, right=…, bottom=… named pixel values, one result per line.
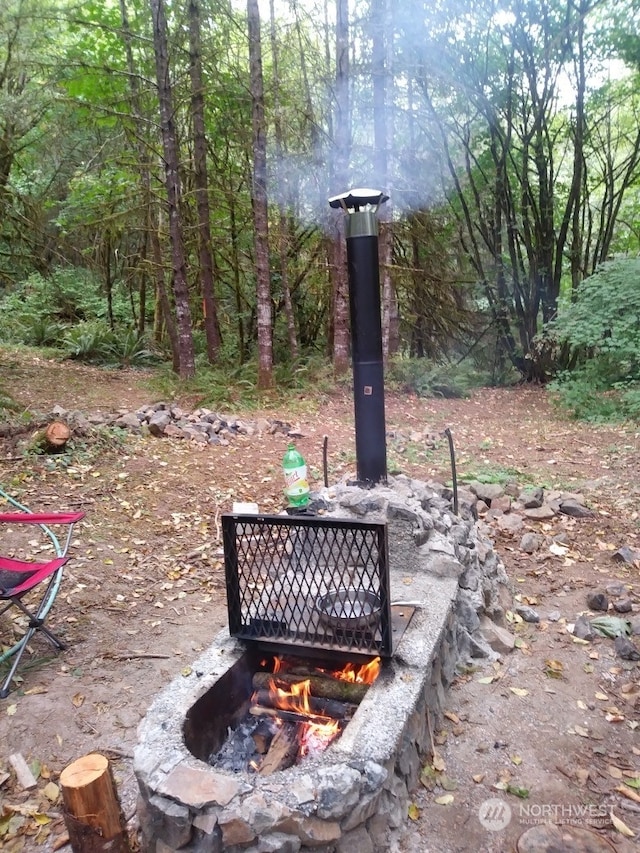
left=114, top=412, right=142, bottom=431
left=520, top=487, right=544, bottom=509
left=613, top=546, right=640, bottom=564
left=469, top=482, right=505, bottom=504
left=496, top=514, right=524, bottom=536
left=479, top=616, right=515, bottom=655
left=559, top=499, right=593, bottom=518
left=573, top=615, right=595, bottom=641
left=515, top=605, right=540, bottom=624
left=148, top=411, right=172, bottom=436
left=520, top=532, right=544, bottom=554
left=586, top=591, right=609, bottom=612
left=523, top=505, right=556, bottom=520
left=547, top=610, right=562, bottom=622
left=613, top=598, right=633, bottom=614
left=614, top=635, right=640, bottom=661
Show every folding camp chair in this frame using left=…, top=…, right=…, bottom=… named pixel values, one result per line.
left=0, top=511, right=85, bottom=698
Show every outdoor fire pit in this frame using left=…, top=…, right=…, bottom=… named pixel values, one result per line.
left=134, top=476, right=510, bottom=852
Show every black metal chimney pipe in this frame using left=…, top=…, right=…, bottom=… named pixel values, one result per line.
left=329, top=188, right=389, bottom=485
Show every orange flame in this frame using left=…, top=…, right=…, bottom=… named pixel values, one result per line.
left=323, top=656, right=381, bottom=684
left=256, top=676, right=341, bottom=754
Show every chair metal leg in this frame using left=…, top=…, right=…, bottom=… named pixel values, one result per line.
left=0, top=627, right=36, bottom=698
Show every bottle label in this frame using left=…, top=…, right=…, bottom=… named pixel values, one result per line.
left=284, top=464, right=308, bottom=489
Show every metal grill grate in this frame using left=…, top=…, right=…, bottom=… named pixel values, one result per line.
left=222, top=513, right=392, bottom=658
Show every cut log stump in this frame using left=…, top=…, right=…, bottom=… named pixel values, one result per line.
left=59, top=753, right=129, bottom=852
left=31, top=421, right=71, bottom=454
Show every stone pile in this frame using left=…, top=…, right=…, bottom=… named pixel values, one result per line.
left=113, top=403, right=294, bottom=446
left=459, top=479, right=593, bottom=553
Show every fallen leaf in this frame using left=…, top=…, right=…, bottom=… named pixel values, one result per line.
left=510, top=755, right=523, bottom=766
left=506, top=784, right=529, bottom=799
left=71, top=693, right=84, bottom=708
left=595, top=692, right=609, bottom=701
left=625, top=778, right=640, bottom=789
left=574, top=725, right=590, bottom=737
left=42, top=782, right=59, bottom=802
left=408, top=802, right=420, bottom=821
left=435, top=794, right=454, bottom=805
left=472, top=773, right=485, bottom=783
left=545, top=659, right=564, bottom=678
left=432, top=752, right=446, bottom=772
left=509, top=687, right=529, bottom=697
left=443, top=711, right=460, bottom=724
left=608, top=766, right=624, bottom=779
left=610, top=810, right=635, bottom=838
left=617, top=785, right=640, bottom=805
left=577, top=700, right=588, bottom=710
left=7, top=704, right=17, bottom=716
left=477, top=676, right=494, bottom=684
left=440, top=775, right=458, bottom=791
left=420, top=765, right=438, bottom=791
left=591, top=616, right=631, bottom=639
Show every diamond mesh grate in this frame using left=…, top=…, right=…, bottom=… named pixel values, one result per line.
left=222, top=513, right=392, bottom=657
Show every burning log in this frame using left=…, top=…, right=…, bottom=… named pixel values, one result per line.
left=251, top=688, right=356, bottom=721
left=256, top=722, right=301, bottom=775
left=252, top=671, right=369, bottom=704
left=250, top=704, right=339, bottom=727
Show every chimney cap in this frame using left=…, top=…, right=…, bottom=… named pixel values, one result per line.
left=328, top=188, right=389, bottom=212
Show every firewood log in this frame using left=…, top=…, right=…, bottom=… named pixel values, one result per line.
left=31, top=421, right=71, bottom=453
left=59, top=753, right=129, bottom=853
left=251, top=688, right=356, bottom=720
left=256, top=723, right=301, bottom=775
left=252, top=670, right=368, bottom=704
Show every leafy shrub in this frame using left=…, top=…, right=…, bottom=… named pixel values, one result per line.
left=0, top=268, right=133, bottom=346
left=62, top=322, right=113, bottom=362
left=548, top=257, right=640, bottom=421
left=16, top=316, right=65, bottom=348
left=103, top=329, right=157, bottom=368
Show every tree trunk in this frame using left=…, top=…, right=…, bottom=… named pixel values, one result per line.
left=247, top=0, right=273, bottom=390
left=371, top=0, right=397, bottom=360
left=269, top=0, right=299, bottom=361
left=119, top=0, right=179, bottom=366
left=149, top=0, right=196, bottom=379
left=330, top=0, right=351, bottom=376
left=188, top=0, right=222, bottom=363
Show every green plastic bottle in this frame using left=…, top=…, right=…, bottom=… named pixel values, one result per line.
left=282, top=443, right=310, bottom=507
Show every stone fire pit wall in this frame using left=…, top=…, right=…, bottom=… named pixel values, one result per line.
left=134, top=475, right=509, bottom=853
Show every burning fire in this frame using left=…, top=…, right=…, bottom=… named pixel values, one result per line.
left=322, top=656, right=381, bottom=684
left=262, top=677, right=340, bottom=755
left=252, top=656, right=382, bottom=763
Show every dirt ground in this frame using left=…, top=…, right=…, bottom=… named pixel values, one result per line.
left=1, top=348, right=640, bottom=853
